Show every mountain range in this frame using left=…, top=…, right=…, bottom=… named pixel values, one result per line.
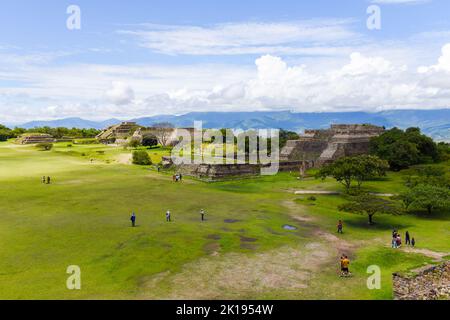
left=12, top=109, right=450, bottom=141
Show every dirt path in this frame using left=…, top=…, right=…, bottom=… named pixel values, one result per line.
left=116, top=153, right=132, bottom=165
left=401, top=247, right=450, bottom=262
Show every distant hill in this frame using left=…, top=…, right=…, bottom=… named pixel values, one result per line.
left=20, top=117, right=120, bottom=130
left=14, top=109, right=450, bottom=141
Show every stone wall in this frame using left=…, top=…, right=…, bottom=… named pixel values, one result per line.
left=280, top=124, right=384, bottom=166
left=176, top=163, right=263, bottom=180
left=393, top=262, right=450, bottom=300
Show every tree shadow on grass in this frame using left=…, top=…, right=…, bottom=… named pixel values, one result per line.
left=406, top=209, right=450, bottom=221
left=344, top=216, right=412, bottom=232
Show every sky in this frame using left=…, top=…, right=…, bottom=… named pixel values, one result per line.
left=1, top=0, right=450, bottom=123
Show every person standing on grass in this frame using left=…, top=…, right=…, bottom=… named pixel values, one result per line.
left=396, top=234, right=402, bottom=248
left=392, top=233, right=397, bottom=248
left=200, top=209, right=205, bottom=221
left=166, top=210, right=171, bottom=222
left=47, top=176, right=51, bottom=184
left=411, top=238, right=416, bottom=247
left=130, top=212, right=136, bottom=227
left=405, top=231, right=411, bottom=246
left=337, top=220, right=343, bottom=234
left=42, top=176, right=46, bottom=184
left=340, top=255, right=350, bottom=276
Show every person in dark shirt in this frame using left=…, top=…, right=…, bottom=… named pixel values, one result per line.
left=405, top=231, right=411, bottom=245
left=130, top=212, right=136, bottom=227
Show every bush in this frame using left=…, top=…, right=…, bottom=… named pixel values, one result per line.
left=35, top=143, right=53, bottom=151
left=132, top=150, right=152, bottom=165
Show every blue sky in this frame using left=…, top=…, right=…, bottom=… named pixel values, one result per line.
left=1, top=0, right=450, bottom=123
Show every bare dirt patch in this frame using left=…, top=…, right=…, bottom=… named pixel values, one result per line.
left=139, top=243, right=334, bottom=299
left=401, top=247, right=450, bottom=262
left=116, top=153, right=132, bottom=165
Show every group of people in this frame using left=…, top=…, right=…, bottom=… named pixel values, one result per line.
left=41, top=176, right=51, bottom=184
left=392, top=230, right=415, bottom=249
left=172, top=174, right=183, bottom=182
left=130, top=209, right=207, bottom=227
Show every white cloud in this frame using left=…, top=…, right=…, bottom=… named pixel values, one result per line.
left=105, top=81, right=135, bottom=105
left=119, top=20, right=358, bottom=56
left=3, top=43, right=450, bottom=122
left=418, top=43, right=450, bottom=73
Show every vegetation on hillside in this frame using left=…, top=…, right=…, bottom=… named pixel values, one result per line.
left=0, top=124, right=100, bottom=141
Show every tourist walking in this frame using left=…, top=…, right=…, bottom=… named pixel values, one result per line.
left=130, top=212, right=136, bottom=227
left=337, top=220, right=343, bottom=234
left=166, top=210, right=171, bottom=222
left=411, top=238, right=416, bottom=247
left=47, top=176, right=51, bottom=184
left=405, top=231, right=411, bottom=246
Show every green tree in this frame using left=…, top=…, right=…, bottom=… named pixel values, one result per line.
left=338, top=193, right=400, bottom=225
left=279, top=129, right=300, bottom=149
left=132, top=150, right=152, bottom=165
left=403, top=184, right=450, bottom=214
left=317, top=155, right=389, bottom=192
left=370, top=127, right=439, bottom=170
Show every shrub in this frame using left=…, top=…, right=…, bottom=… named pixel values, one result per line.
left=35, top=143, right=53, bottom=151
left=132, top=150, right=152, bottom=165
left=128, top=139, right=142, bottom=149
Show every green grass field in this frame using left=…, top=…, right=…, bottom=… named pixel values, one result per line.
left=0, top=141, right=448, bottom=300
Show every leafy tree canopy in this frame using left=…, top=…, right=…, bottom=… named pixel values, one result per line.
left=370, top=127, right=439, bottom=170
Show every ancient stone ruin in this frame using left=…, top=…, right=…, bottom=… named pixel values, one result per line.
left=280, top=124, right=385, bottom=167
left=15, top=133, right=55, bottom=145
left=393, top=262, right=450, bottom=300
left=163, top=124, right=385, bottom=180
left=96, top=122, right=139, bottom=144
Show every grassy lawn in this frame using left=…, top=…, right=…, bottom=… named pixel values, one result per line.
left=0, top=141, right=448, bottom=299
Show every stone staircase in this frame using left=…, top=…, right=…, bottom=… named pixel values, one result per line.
left=318, top=143, right=339, bottom=161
